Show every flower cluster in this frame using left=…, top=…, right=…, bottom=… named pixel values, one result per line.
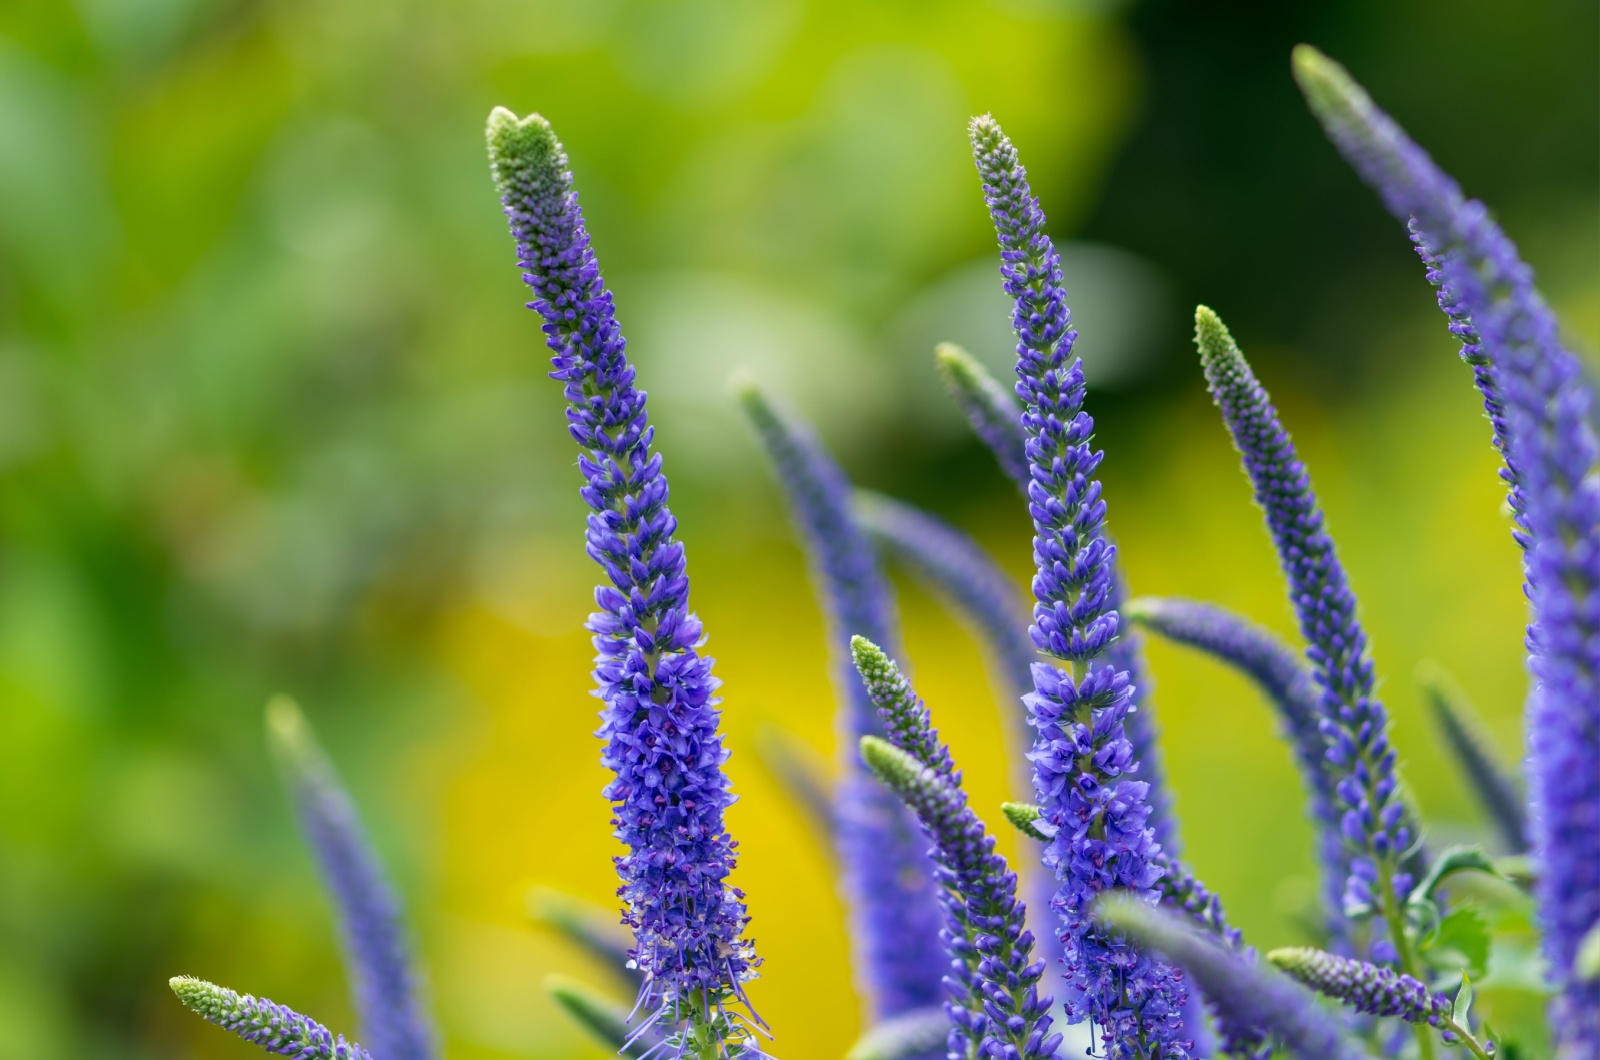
left=170, top=977, right=375, bottom=1060
left=1194, top=306, right=1418, bottom=944
left=165, top=40, right=1592, bottom=1060
left=971, top=113, right=1191, bottom=1058
left=485, top=108, right=758, bottom=1043
left=267, top=700, right=435, bottom=1060
left=1295, top=46, right=1599, bottom=1054
left=1125, top=597, right=1349, bottom=947
left=738, top=385, right=947, bottom=1019
left=853, top=636, right=1057, bottom=1060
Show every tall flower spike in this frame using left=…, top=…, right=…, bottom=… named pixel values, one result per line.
left=971, top=112, right=1190, bottom=1059
left=266, top=699, right=435, bottom=1060
left=1294, top=48, right=1600, bottom=1054
left=1124, top=597, right=1350, bottom=948
left=1193, top=306, right=1420, bottom=968
left=735, top=382, right=946, bottom=1018
left=1092, top=899, right=1370, bottom=1060
left=933, top=342, right=1030, bottom=488
left=1415, top=663, right=1527, bottom=854
left=486, top=108, right=761, bottom=1049
left=170, top=976, right=374, bottom=1060
left=859, top=736, right=1061, bottom=1060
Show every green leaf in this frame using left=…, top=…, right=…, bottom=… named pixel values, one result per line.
left=1000, top=801, right=1054, bottom=842
left=1424, top=908, right=1491, bottom=979
left=1409, top=844, right=1500, bottom=907
left=1452, top=974, right=1474, bottom=1027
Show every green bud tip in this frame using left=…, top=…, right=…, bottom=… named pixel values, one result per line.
left=858, top=735, right=918, bottom=788
left=1265, top=946, right=1313, bottom=973
left=933, top=342, right=974, bottom=373
left=1000, top=801, right=1051, bottom=843
left=1289, top=45, right=1374, bottom=130
left=1121, top=596, right=1156, bottom=624
left=169, top=975, right=224, bottom=1017
left=484, top=107, right=566, bottom=197
left=850, top=635, right=891, bottom=676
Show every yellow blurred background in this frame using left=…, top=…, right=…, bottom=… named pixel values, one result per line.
left=0, top=0, right=1593, bottom=1058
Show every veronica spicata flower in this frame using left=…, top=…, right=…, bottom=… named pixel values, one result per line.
left=737, top=384, right=946, bottom=1019
left=853, top=637, right=1059, bottom=1060
left=1295, top=47, right=1600, bottom=1054
left=1193, top=307, right=1420, bottom=954
left=266, top=699, right=435, bottom=1060
left=1416, top=663, right=1528, bottom=854
left=1125, top=597, right=1350, bottom=948
left=1093, top=899, right=1369, bottom=1060
left=170, top=977, right=374, bottom=1060
left=971, top=112, right=1190, bottom=1059
left=485, top=108, right=760, bottom=1049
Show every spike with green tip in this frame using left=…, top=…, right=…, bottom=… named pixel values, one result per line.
left=169, top=976, right=374, bottom=1060
left=933, top=342, right=1028, bottom=488
left=266, top=697, right=435, bottom=1060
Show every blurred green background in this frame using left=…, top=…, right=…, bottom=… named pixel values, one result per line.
left=0, top=0, right=1594, bottom=1057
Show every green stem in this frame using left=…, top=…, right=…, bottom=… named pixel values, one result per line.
left=1375, top=861, right=1434, bottom=1060
left=1439, top=1014, right=1494, bottom=1060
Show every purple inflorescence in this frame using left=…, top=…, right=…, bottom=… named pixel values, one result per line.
left=485, top=109, right=758, bottom=1027
left=935, top=343, right=1032, bottom=489
left=1095, top=901, right=1370, bottom=1060
left=268, top=701, right=435, bottom=1060
left=1268, top=948, right=1453, bottom=1034
left=970, top=112, right=1191, bottom=1059
left=1193, top=306, right=1416, bottom=942
left=170, top=977, right=375, bottom=1060
left=853, top=637, right=1059, bottom=1060
left=738, top=386, right=947, bottom=1019
left=1126, top=597, right=1351, bottom=949
left=1295, top=46, right=1600, bottom=1054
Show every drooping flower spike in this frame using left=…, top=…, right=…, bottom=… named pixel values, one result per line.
left=1267, top=949, right=1494, bottom=1060
left=851, top=490, right=1035, bottom=756
left=1415, top=663, right=1528, bottom=854
left=266, top=699, right=436, bottom=1060
left=486, top=108, right=760, bottom=1051
left=853, top=634, right=1059, bottom=1060
left=933, top=342, right=1030, bottom=488
left=1294, top=48, right=1600, bottom=1055
left=1125, top=597, right=1351, bottom=947
left=1092, top=899, right=1369, bottom=1060
left=971, top=112, right=1191, bottom=1059
left=170, top=977, right=374, bottom=1060
left=1193, top=307, right=1420, bottom=955
left=736, top=383, right=946, bottom=1018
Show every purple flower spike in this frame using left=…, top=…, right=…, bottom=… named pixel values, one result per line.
left=170, top=976, right=374, bottom=1060
left=485, top=108, right=760, bottom=1045
left=1125, top=596, right=1351, bottom=949
left=1295, top=47, right=1600, bottom=1054
left=1267, top=948, right=1449, bottom=1028
left=1193, top=306, right=1419, bottom=957
left=971, top=112, right=1191, bottom=1060
left=736, top=383, right=946, bottom=1018
left=851, top=491, right=1070, bottom=991
left=266, top=699, right=435, bottom=1060
left=1094, top=899, right=1371, bottom=1060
